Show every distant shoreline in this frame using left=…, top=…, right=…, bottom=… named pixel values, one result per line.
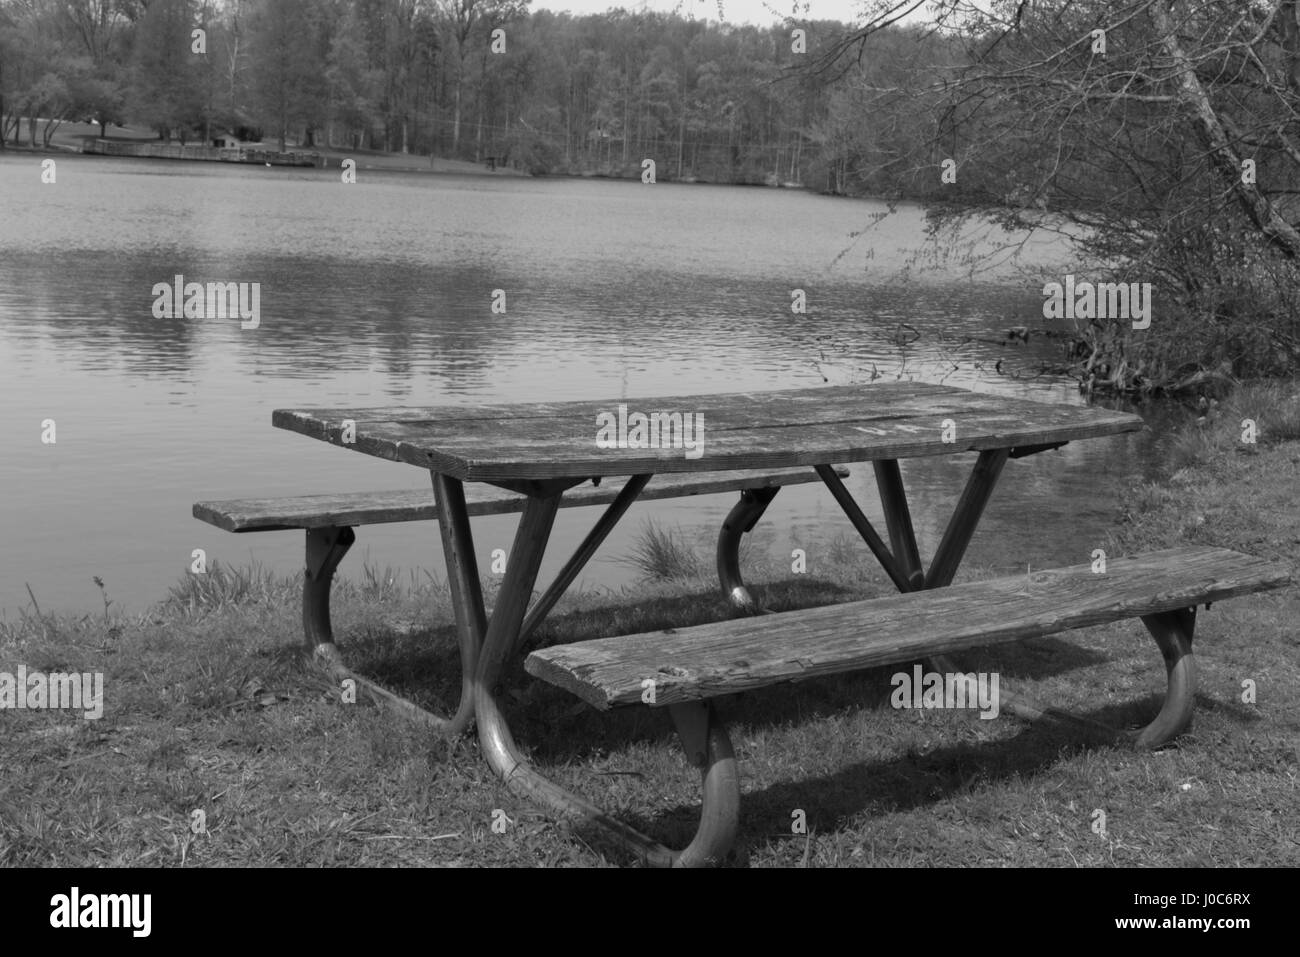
left=2, top=123, right=532, bottom=178
left=4, top=142, right=529, bottom=177
left=6, top=140, right=819, bottom=188
left=4, top=122, right=811, bottom=186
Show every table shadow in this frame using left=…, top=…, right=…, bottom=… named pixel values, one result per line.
left=312, top=580, right=1259, bottom=866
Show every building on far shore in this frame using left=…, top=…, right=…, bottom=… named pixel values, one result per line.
left=212, top=131, right=241, bottom=148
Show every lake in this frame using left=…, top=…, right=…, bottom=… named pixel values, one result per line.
left=0, top=154, right=1175, bottom=617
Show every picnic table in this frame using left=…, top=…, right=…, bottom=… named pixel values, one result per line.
left=270, top=382, right=1290, bottom=866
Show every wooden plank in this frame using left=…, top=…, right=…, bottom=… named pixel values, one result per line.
left=193, top=466, right=846, bottom=532
left=275, top=383, right=962, bottom=431
left=272, top=384, right=1145, bottom=482
left=524, top=547, right=1292, bottom=710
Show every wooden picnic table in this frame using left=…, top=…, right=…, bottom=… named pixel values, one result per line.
left=273, top=382, right=1148, bottom=863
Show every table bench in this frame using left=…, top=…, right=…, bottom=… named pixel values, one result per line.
left=193, top=465, right=847, bottom=657
left=264, top=382, right=1291, bottom=867
left=526, top=545, right=1291, bottom=863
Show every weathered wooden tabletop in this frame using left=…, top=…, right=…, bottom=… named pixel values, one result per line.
left=273, top=382, right=1145, bottom=483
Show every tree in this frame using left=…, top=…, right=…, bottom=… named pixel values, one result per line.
left=0, top=3, right=19, bottom=146
left=59, top=0, right=130, bottom=130
left=436, top=0, right=526, bottom=156
left=811, top=0, right=1300, bottom=389
left=245, top=0, right=321, bottom=150
left=325, top=1, right=375, bottom=148
left=130, top=0, right=204, bottom=141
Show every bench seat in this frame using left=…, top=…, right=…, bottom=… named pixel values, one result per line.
left=521, top=544, right=1289, bottom=866
left=192, top=467, right=842, bottom=532
left=526, top=546, right=1292, bottom=710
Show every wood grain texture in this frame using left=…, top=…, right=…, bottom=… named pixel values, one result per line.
left=193, top=466, right=846, bottom=532
left=272, top=383, right=1144, bottom=481
left=524, top=547, right=1292, bottom=710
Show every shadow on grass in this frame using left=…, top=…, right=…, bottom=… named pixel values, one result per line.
left=327, top=577, right=863, bottom=723
left=566, top=686, right=1236, bottom=867
left=323, top=577, right=1143, bottom=766
left=309, top=575, right=1247, bottom=866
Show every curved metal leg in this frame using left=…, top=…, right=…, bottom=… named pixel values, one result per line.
left=429, top=473, right=488, bottom=735
left=668, top=701, right=741, bottom=867
left=478, top=686, right=741, bottom=867
left=304, top=525, right=355, bottom=650
left=717, top=487, right=779, bottom=615
left=1132, top=608, right=1197, bottom=749
left=480, top=495, right=742, bottom=867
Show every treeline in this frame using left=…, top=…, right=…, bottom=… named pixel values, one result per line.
left=0, top=0, right=962, bottom=190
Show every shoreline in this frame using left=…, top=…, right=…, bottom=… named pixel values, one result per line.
left=4, top=130, right=812, bottom=186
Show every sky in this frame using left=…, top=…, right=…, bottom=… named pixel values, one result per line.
left=528, top=0, right=933, bottom=29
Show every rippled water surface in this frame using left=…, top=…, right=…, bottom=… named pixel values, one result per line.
left=0, top=155, right=1170, bottom=615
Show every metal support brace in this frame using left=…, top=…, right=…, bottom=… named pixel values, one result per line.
left=518, top=474, right=652, bottom=646
left=716, top=486, right=780, bottom=614
left=815, top=463, right=913, bottom=592
left=1008, top=441, right=1068, bottom=459
left=925, top=448, right=1010, bottom=589
left=873, top=460, right=925, bottom=590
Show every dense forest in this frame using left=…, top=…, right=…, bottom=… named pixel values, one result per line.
left=3, top=0, right=1300, bottom=392
left=0, top=0, right=953, bottom=192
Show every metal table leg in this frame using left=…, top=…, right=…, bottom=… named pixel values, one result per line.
left=872, top=453, right=1189, bottom=746
left=459, top=489, right=741, bottom=867
left=870, top=453, right=1112, bottom=735
left=1133, top=608, right=1197, bottom=748
left=304, top=525, right=355, bottom=651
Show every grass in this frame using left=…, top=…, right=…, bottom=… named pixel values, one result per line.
left=163, top=559, right=294, bottom=613
left=3, top=384, right=1297, bottom=867
left=1158, top=378, right=1300, bottom=475
left=615, top=520, right=710, bottom=582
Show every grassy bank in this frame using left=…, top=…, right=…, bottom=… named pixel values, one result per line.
left=3, top=386, right=1297, bottom=867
